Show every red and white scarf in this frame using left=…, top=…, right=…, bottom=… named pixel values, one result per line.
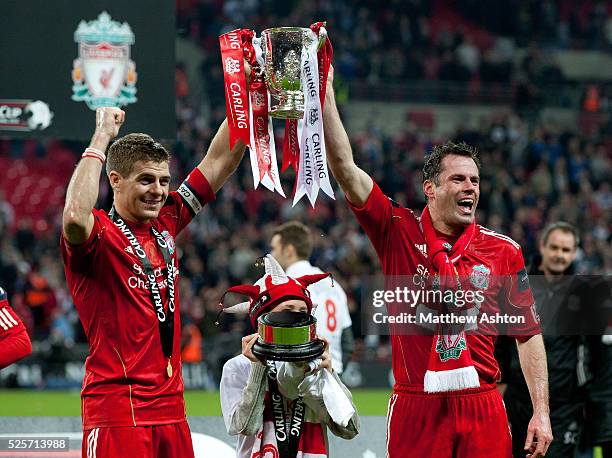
left=420, top=207, right=480, bottom=393
left=250, top=392, right=328, bottom=458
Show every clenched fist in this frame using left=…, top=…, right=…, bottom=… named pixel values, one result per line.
left=95, top=107, right=125, bottom=140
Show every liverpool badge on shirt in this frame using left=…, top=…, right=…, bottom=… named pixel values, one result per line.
left=469, top=264, right=491, bottom=290
left=161, top=231, right=175, bottom=255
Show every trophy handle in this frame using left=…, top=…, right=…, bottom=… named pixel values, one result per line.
left=250, top=37, right=265, bottom=80
left=317, top=26, right=327, bottom=51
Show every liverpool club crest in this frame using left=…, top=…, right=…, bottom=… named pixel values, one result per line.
left=161, top=231, right=175, bottom=255
left=72, top=12, right=137, bottom=110
left=469, top=264, right=491, bottom=290
left=435, top=334, right=467, bottom=362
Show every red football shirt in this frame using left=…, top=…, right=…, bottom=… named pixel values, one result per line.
left=349, top=181, right=540, bottom=392
left=61, top=168, right=214, bottom=428
left=0, top=287, right=31, bottom=369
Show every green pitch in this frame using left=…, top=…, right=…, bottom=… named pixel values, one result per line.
left=0, top=390, right=604, bottom=458
left=0, top=389, right=391, bottom=416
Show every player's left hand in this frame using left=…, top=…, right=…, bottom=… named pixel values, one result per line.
left=524, top=409, right=553, bottom=457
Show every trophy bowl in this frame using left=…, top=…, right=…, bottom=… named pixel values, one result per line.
left=252, top=310, right=325, bottom=362
left=261, top=27, right=326, bottom=119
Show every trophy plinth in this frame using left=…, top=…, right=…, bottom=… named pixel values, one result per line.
left=269, top=90, right=304, bottom=119
left=252, top=311, right=324, bottom=362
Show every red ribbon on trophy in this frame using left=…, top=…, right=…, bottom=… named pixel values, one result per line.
left=219, top=23, right=333, bottom=205
left=219, top=30, right=250, bottom=149
left=311, top=21, right=333, bottom=110
left=282, top=119, right=299, bottom=173
left=243, top=31, right=282, bottom=193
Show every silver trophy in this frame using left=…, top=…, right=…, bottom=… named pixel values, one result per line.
left=260, top=27, right=327, bottom=119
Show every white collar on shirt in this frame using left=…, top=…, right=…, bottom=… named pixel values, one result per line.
left=286, top=260, right=316, bottom=277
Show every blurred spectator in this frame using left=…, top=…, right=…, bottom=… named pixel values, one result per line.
left=23, top=270, right=57, bottom=340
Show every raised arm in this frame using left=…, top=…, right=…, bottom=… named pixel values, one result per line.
left=197, top=61, right=249, bottom=193
left=196, top=120, right=246, bottom=193
left=62, top=107, right=124, bottom=244
left=516, top=335, right=553, bottom=457
left=323, top=67, right=373, bottom=206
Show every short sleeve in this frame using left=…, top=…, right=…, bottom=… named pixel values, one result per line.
left=502, top=246, right=541, bottom=341
left=159, top=168, right=215, bottom=236
left=60, top=211, right=104, bottom=272
left=347, top=180, right=393, bottom=258
left=0, top=304, right=26, bottom=336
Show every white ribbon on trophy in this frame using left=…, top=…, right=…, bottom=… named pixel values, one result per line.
left=293, top=29, right=335, bottom=207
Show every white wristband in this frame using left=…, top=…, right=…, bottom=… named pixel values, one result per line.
left=82, top=147, right=106, bottom=163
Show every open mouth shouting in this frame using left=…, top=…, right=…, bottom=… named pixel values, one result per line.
left=457, top=198, right=475, bottom=215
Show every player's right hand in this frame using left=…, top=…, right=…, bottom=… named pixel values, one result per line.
left=524, top=409, right=553, bottom=457
left=244, top=59, right=252, bottom=85
left=95, top=107, right=125, bottom=140
left=242, top=333, right=262, bottom=364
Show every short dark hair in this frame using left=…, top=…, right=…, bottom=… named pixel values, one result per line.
left=272, top=221, right=313, bottom=260
left=106, top=133, right=170, bottom=177
left=540, top=222, right=580, bottom=247
left=423, top=141, right=481, bottom=185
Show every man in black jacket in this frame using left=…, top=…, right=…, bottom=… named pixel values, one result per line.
left=498, top=222, right=583, bottom=457
left=583, top=332, right=612, bottom=458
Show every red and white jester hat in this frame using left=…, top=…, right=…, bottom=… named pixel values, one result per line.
left=218, top=254, right=332, bottom=327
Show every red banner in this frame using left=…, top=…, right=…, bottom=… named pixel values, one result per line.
left=250, top=81, right=272, bottom=180
left=282, top=119, right=300, bottom=173
left=310, top=22, right=333, bottom=110
left=219, top=30, right=250, bottom=149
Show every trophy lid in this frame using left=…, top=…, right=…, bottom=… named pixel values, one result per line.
left=253, top=311, right=324, bottom=362
left=261, top=26, right=309, bottom=35
left=259, top=310, right=312, bottom=327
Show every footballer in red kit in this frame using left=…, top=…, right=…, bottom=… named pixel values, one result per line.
left=61, top=169, right=213, bottom=429
left=61, top=107, right=246, bottom=458
left=0, top=286, right=32, bottom=370
left=322, top=65, right=553, bottom=458
left=350, top=182, right=542, bottom=457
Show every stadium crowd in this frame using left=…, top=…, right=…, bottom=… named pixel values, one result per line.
left=0, top=0, right=610, bottom=364
left=178, top=0, right=612, bottom=80
left=0, top=98, right=609, bottom=352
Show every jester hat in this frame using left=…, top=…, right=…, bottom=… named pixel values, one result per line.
left=218, top=254, right=332, bottom=327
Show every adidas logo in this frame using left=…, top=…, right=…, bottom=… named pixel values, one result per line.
left=124, top=246, right=134, bottom=254
left=414, top=244, right=427, bottom=257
